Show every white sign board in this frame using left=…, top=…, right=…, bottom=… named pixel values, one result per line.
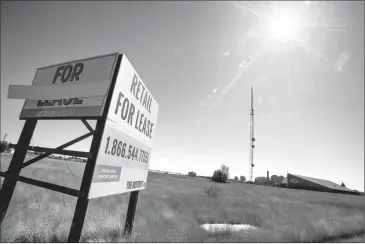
left=88, top=55, right=159, bottom=199
left=19, top=53, right=119, bottom=119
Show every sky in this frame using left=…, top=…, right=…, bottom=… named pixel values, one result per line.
left=1, top=1, right=364, bottom=191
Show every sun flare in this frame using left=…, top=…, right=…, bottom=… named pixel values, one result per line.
left=265, top=9, right=301, bottom=43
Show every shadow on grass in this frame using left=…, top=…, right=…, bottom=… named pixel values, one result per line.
left=318, top=230, right=365, bottom=243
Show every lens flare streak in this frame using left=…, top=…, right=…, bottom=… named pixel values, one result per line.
left=195, top=46, right=266, bottom=126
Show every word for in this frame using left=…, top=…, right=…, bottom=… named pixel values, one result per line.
left=52, top=63, right=84, bottom=84
left=126, top=181, right=145, bottom=190
left=104, top=136, right=149, bottom=163
left=37, top=98, right=83, bottom=107
left=130, top=74, right=153, bottom=113
left=114, top=92, right=154, bottom=139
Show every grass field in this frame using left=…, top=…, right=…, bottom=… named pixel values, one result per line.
left=1, top=154, right=364, bottom=242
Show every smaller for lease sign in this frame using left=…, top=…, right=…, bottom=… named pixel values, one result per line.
left=19, top=53, right=119, bottom=119
left=88, top=55, right=159, bottom=199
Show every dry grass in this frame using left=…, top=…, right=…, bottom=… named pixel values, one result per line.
left=1, top=154, right=364, bottom=242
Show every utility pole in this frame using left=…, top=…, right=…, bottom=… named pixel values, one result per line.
left=249, top=86, right=255, bottom=182
left=2, top=134, right=7, bottom=142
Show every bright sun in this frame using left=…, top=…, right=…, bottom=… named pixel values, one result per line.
left=265, top=9, right=301, bottom=43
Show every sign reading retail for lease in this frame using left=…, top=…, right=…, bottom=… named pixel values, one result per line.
left=3, top=53, right=159, bottom=241
left=88, top=55, right=159, bottom=199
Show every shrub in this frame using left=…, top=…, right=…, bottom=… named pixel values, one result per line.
left=234, top=176, right=239, bottom=181
left=271, top=175, right=284, bottom=186
left=0, top=141, right=9, bottom=153
left=0, top=142, right=6, bottom=153
left=212, top=170, right=224, bottom=183
left=240, top=176, right=246, bottom=183
left=212, top=164, right=229, bottom=183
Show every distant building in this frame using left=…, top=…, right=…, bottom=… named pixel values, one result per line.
left=287, top=173, right=360, bottom=195
left=255, top=176, right=269, bottom=185
left=280, top=177, right=288, bottom=187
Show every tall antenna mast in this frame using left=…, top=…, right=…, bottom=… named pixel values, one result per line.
left=249, top=86, right=255, bottom=182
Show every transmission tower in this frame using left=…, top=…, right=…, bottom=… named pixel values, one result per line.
left=249, top=86, right=255, bottom=182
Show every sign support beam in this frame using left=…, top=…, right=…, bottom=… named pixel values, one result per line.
left=0, top=119, right=37, bottom=224
left=8, top=143, right=92, bottom=159
left=67, top=53, right=122, bottom=243
left=81, top=119, right=94, bottom=133
left=21, top=132, right=93, bottom=169
left=124, top=190, right=140, bottom=237
left=0, top=172, right=79, bottom=197
left=67, top=117, right=106, bottom=243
